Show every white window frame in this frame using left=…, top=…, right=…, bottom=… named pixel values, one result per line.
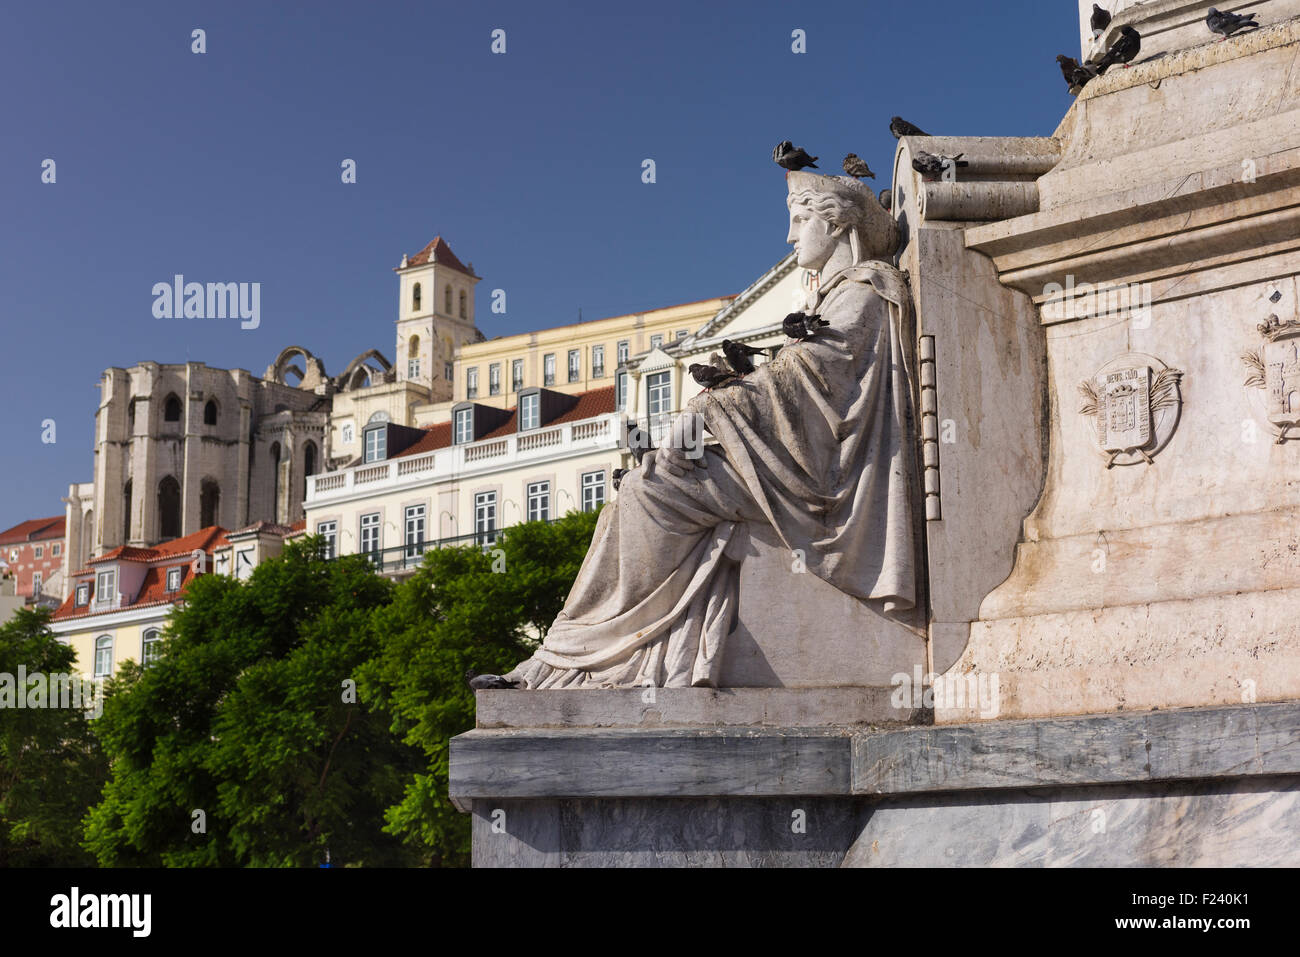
left=360, top=513, right=381, bottom=564
left=544, top=353, right=556, bottom=386
left=445, top=361, right=454, bottom=382
left=94, top=635, right=114, bottom=678
left=649, top=334, right=663, bottom=350
left=591, top=345, right=605, bottom=378
left=512, top=358, right=524, bottom=392
left=53, top=542, right=61, bottom=557
left=141, top=628, right=161, bottom=668
left=166, top=567, right=182, bottom=592
left=408, top=357, right=420, bottom=379
left=647, top=371, right=672, bottom=416
left=568, top=350, right=580, bottom=382
left=527, top=481, right=551, bottom=523
left=34, top=545, right=43, bottom=559
left=454, top=408, right=474, bottom=445
left=520, top=393, right=540, bottom=431
left=582, top=471, right=606, bottom=512
left=617, top=340, right=629, bottom=364
left=466, top=367, right=479, bottom=399
left=404, top=505, right=426, bottom=559
left=364, top=427, right=387, bottom=463
left=95, top=568, right=116, bottom=607
left=475, top=492, right=497, bottom=545
left=489, top=363, right=501, bottom=395
left=317, top=520, right=337, bottom=559
left=616, top=371, right=629, bottom=411
left=32, top=572, right=42, bottom=596
left=75, top=582, right=90, bottom=606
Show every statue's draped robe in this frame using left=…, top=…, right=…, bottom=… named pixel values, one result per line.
left=507, top=260, right=919, bottom=689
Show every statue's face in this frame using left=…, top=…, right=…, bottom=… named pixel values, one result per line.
left=786, top=203, right=839, bottom=272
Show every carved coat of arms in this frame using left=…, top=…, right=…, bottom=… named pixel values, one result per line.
left=1078, top=354, right=1183, bottom=467
left=1242, top=314, right=1300, bottom=444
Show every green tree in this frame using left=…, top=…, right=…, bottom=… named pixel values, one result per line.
left=83, top=539, right=424, bottom=867
left=359, top=509, right=599, bottom=866
left=0, top=607, right=107, bottom=866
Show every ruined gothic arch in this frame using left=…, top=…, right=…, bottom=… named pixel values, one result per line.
left=266, top=345, right=328, bottom=390
left=337, top=349, right=393, bottom=392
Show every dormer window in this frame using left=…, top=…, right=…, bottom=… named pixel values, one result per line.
left=75, top=582, right=90, bottom=607
left=454, top=407, right=474, bottom=445
left=166, top=567, right=182, bottom=592
left=95, top=568, right=116, bottom=606
left=520, top=393, right=540, bottom=431
left=363, top=426, right=387, bottom=463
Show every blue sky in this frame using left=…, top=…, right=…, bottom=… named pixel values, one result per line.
left=0, top=0, right=1079, bottom=529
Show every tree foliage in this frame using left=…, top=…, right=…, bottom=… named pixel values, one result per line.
left=0, top=608, right=107, bottom=867
left=83, top=539, right=423, bottom=867
left=358, top=509, right=599, bottom=866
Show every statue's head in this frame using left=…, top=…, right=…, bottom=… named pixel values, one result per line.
left=786, top=171, right=897, bottom=271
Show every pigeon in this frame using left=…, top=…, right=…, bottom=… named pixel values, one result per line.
left=912, top=150, right=969, bottom=178
left=688, top=363, right=740, bottom=391
left=1206, top=7, right=1258, bottom=40
left=782, top=312, right=828, bottom=340
left=466, top=669, right=518, bottom=690
left=722, top=339, right=768, bottom=376
left=625, top=422, right=655, bottom=465
left=1093, top=26, right=1141, bottom=72
left=1090, top=3, right=1111, bottom=38
left=1057, top=54, right=1098, bottom=93
left=773, top=141, right=818, bottom=171
left=612, top=467, right=628, bottom=491
left=890, top=116, right=929, bottom=139
left=879, top=188, right=893, bottom=211
left=842, top=153, right=875, bottom=179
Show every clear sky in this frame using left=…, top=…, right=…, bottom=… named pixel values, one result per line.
left=0, top=0, right=1080, bottom=530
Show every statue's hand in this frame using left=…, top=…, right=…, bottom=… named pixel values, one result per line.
left=651, top=411, right=709, bottom=480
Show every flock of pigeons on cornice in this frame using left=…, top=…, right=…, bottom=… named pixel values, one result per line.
left=1058, top=5, right=1262, bottom=95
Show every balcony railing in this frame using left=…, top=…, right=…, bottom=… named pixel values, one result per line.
left=339, top=522, right=558, bottom=575
left=307, top=412, right=624, bottom=502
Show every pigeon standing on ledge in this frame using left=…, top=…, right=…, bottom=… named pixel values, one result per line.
left=1091, top=3, right=1112, bottom=38
left=689, top=363, right=739, bottom=391
left=466, top=669, right=518, bottom=690
left=722, top=339, right=768, bottom=376
left=1093, top=25, right=1141, bottom=72
left=773, top=141, right=818, bottom=171
left=842, top=153, right=876, bottom=179
left=1206, top=7, right=1258, bottom=40
left=890, top=116, right=929, bottom=138
left=782, top=312, right=828, bottom=340
left=1057, top=54, right=1098, bottom=93
left=912, top=150, right=969, bottom=178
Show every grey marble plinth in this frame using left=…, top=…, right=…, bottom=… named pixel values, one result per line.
left=452, top=700, right=1300, bottom=867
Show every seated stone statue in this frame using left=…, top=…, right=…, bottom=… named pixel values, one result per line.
left=506, top=169, right=918, bottom=689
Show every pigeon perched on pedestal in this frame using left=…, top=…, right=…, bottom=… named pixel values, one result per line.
left=890, top=116, right=929, bottom=138
left=842, top=153, right=875, bottom=179
left=1090, top=3, right=1112, bottom=38
left=782, top=312, right=828, bottom=340
left=1206, top=7, right=1258, bottom=40
left=879, top=188, right=893, bottom=211
left=1057, top=54, right=1098, bottom=93
left=912, top=150, right=969, bottom=178
left=466, top=669, right=518, bottom=690
left=773, top=141, right=818, bottom=171
left=612, top=467, right=628, bottom=491
left=1093, top=25, right=1141, bottom=72
left=721, top=339, right=769, bottom=376
left=689, top=363, right=739, bottom=391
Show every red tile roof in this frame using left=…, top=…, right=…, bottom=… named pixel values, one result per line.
left=52, top=526, right=229, bottom=623
left=396, top=236, right=477, bottom=278
left=392, top=421, right=453, bottom=459
left=0, top=516, right=65, bottom=545
left=476, top=386, right=618, bottom=441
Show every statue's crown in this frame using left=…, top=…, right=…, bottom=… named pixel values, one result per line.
left=785, top=170, right=876, bottom=207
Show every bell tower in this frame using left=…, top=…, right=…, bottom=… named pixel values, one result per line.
left=394, top=236, right=481, bottom=401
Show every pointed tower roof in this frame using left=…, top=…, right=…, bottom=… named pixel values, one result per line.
left=395, top=236, right=478, bottom=278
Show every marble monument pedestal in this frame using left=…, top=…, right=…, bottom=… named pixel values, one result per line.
left=450, top=696, right=1300, bottom=867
